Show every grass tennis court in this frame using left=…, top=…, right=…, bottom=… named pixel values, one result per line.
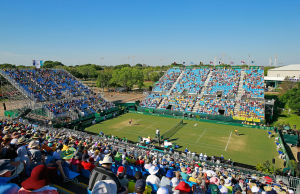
left=85, top=113, right=281, bottom=167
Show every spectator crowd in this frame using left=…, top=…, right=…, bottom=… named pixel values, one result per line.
left=142, top=67, right=265, bottom=122
left=0, top=119, right=295, bottom=194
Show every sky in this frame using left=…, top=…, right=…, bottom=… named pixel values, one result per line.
left=0, top=0, right=300, bottom=66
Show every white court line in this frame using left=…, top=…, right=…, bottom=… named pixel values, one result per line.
left=224, top=131, right=232, bottom=151
left=196, top=129, right=207, bottom=143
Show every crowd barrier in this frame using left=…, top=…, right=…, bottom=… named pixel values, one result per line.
left=4, top=109, right=21, bottom=118
left=136, top=106, right=271, bottom=130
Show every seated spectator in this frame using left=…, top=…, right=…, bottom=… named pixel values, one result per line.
left=180, top=167, right=189, bottom=180
left=117, top=166, right=128, bottom=188
left=88, top=155, right=122, bottom=192
left=134, top=179, right=146, bottom=194
left=81, top=157, right=96, bottom=172
left=28, top=140, right=44, bottom=170
left=175, top=181, right=191, bottom=194
left=20, top=164, right=57, bottom=193
left=91, top=179, right=117, bottom=194
left=146, top=166, right=160, bottom=189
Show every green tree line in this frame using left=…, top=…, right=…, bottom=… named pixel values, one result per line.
left=1, top=61, right=274, bottom=90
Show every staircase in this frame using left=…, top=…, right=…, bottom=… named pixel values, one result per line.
left=157, top=96, right=167, bottom=109
left=234, top=69, right=246, bottom=115
left=166, top=70, right=185, bottom=95
left=192, top=70, right=213, bottom=112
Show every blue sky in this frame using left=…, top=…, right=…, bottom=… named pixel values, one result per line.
left=0, top=0, right=299, bottom=66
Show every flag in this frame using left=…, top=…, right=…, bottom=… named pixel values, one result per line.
left=210, top=61, right=213, bottom=64
left=230, top=61, right=234, bottom=65
left=241, top=60, right=245, bottom=64
left=33, top=60, right=42, bottom=68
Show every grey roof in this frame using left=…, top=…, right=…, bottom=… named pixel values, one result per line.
left=269, top=64, right=300, bottom=71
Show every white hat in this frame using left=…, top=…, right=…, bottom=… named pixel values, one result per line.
left=251, top=185, right=260, bottom=193
left=157, top=187, right=169, bottom=194
left=149, top=166, right=159, bottom=175
left=100, top=155, right=113, bottom=164
left=171, top=178, right=179, bottom=188
left=220, top=186, right=228, bottom=194
left=10, top=139, right=18, bottom=145
left=225, top=178, right=231, bottom=186
left=91, top=180, right=117, bottom=194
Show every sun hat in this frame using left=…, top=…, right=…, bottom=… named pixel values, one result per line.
left=171, top=178, right=179, bottom=188
left=2, top=135, right=10, bottom=140
left=175, top=181, right=191, bottom=193
left=220, top=185, right=229, bottom=193
left=10, top=139, right=18, bottom=145
left=135, top=179, right=146, bottom=193
left=149, top=166, right=159, bottom=175
left=100, top=155, right=113, bottom=164
left=17, top=136, right=26, bottom=144
left=28, top=140, right=40, bottom=149
left=26, top=130, right=32, bottom=135
left=264, top=185, right=272, bottom=191
left=92, top=180, right=117, bottom=194
left=60, top=147, right=76, bottom=160
left=157, top=187, right=169, bottom=194
left=32, top=133, right=40, bottom=139
left=166, top=169, right=174, bottom=178
left=11, top=132, right=19, bottom=139
left=3, top=126, right=10, bottom=132
left=251, top=185, right=260, bottom=193
left=21, top=164, right=56, bottom=190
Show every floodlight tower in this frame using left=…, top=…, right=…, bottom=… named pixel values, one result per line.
left=274, top=55, right=278, bottom=66
left=269, top=57, right=273, bottom=66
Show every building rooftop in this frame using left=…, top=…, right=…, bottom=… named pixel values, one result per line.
left=269, top=64, right=300, bottom=71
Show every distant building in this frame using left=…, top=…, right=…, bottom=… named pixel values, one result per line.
left=267, top=64, right=300, bottom=79
left=265, top=64, right=300, bottom=88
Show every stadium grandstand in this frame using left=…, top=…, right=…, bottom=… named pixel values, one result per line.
left=1, top=67, right=299, bottom=194
left=0, top=69, right=115, bottom=122
left=141, top=67, right=265, bottom=123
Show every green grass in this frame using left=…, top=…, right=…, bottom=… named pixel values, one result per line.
left=143, top=81, right=154, bottom=89
left=275, top=109, right=300, bottom=129
left=85, top=113, right=282, bottom=167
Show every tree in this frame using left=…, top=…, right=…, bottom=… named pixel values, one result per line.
left=0, top=63, right=16, bottom=69
left=96, top=69, right=112, bottom=90
left=264, top=66, right=276, bottom=76
left=132, top=68, right=144, bottom=89
left=149, top=71, right=161, bottom=82
left=43, top=61, right=64, bottom=68
left=280, top=82, right=300, bottom=113
left=110, top=67, right=133, bottom=89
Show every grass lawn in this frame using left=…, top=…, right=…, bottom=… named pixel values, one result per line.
left=85, top=113, right=282, bottom=167
left=143, top=81, right=154, bottom=89
left=274, top=109, right=300, bottom=129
